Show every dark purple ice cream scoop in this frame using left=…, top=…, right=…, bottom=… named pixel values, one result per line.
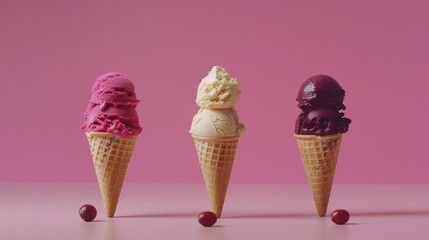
left=295, top=74, right=351, bottom=136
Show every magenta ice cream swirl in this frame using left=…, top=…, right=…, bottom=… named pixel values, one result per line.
left=81, top=72, right=142, bottom=137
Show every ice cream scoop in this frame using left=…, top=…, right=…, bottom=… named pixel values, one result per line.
left=297, top=74, right=346, bottom=110
left=196, top=66, right=241, bottom=109
left=190, top=108, right=245, bottom=137
left=81, top=72, right=142, bottom=137
left=90, top=72, right=138, bottom=103
left=295, top=74, right=351, bottom=136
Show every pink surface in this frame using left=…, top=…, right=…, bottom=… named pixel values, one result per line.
left=0, top=1, right=428, bottom=183
left=1, top=183, right=429, bottom=239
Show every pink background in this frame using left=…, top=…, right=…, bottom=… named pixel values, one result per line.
left=1, top=0, right=428, bottom=183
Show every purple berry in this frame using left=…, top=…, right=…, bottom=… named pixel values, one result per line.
left=79, top=204, right=97, bottom=222
left=331, top=209, right=350, bottom=224
left=198, top=211, right=217, bottom=227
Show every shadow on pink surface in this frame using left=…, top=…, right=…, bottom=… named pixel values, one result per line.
left=223, top=211, right=315, bottom=219
left=115, top=212, right=196, bottom=218
left=115, top=211, right=317, bottom=219
left=352, top=210, right=429, bottom=217
left=114, top=209, right=429, bottom=220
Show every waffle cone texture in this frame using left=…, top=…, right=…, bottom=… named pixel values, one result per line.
left=86, top=132, right=137, bottom=217
left=192, top=134, right=240, bottom=217
left=294, top=133, right=342, bottom=217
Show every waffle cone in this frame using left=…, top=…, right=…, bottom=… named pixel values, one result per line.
left=294, top=133, right=342, bottom=217
left=192, top=134, right=240, bottom=217
left=86, top=132, right=137, bottom=217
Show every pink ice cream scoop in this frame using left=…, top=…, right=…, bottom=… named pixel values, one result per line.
left=81, top=72, right=142, bottom=137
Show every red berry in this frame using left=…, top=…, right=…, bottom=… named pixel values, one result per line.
left=198, top=211, right=217, bottom=227
left=331, top=209, right=350, bottom=224
left=79, top=204, right=97, bottom=222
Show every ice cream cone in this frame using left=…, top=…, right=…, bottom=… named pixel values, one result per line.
left=294, top=133, right=342, bottom=217
left=192, top=134, right=240, bottom=217
left=86, top=132, right=137, bottom=217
